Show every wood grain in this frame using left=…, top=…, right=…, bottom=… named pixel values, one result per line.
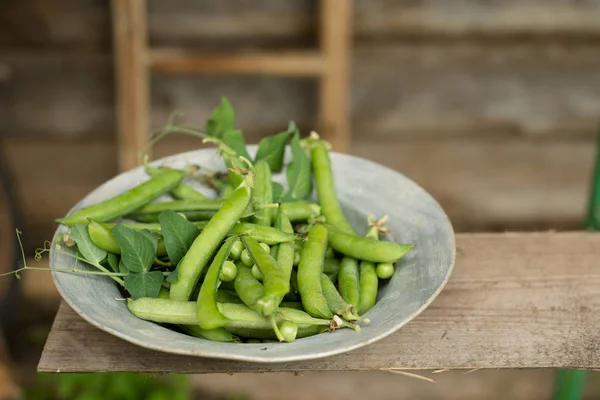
left=2, top=0, right=599, bottom=52
left=149, top=50, right=324, bottom=77
left=111, top=0, right=150, bottom=171
left=3, top=43, right=600, bottom=140
left=37, top=232, right=600, bottom=373
left=2, top=136, right=594, bottom=250
left=318, top=0, right=352, bottom=152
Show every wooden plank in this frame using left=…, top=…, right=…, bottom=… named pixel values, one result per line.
left=318, top=0, right=352, bottom=152
left=111, top=0, right=150, bottom=171
left=3, top=43, right=600, bottom=140
left=37, top=232, right=600, bottom=373
left=149, top=50, right=324, bottom=77
left=2, top=137, right=594, bottom=250
left=3, top=1, right=600, bottom=51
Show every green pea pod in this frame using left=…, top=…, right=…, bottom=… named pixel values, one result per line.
left=323, top=257, right=341, bottom=275
left=170, top=175, right=253, bottom=301
left=88, top=220, right=167, bottom=256
left=273, top=208, right=295, bottom=303
left=234, top=265, right=265, bottom=310
left=179, top=325, right=241, bottom=343
left=127, top=298, right=198, bottom=325
left=126, top=210, right=216, bottom=223
left=358, top=227, right=380, bottom=315
left=56, top=169, right=185, bottom=226
left=146, top=166, right=208, bottom=201
left=250, top=160, right=273, bottom=227
left=135, top=199, right=224, bottom=214
left=321, top=273, right=367, bottom=323
left=241, top=236, right=289, bottom=316
left=338, top=256, right=360, bottom=309
left=196, top=237, right=238, bottom=330
left=328, top=228, right=414, bottom=263
left=311, top=143, right=355, bottom=235
left=280, top=201, right=321, bottom=222
left=297, top=223, right=334, bottom=319
left=216, top=289, right=243, bottom=304
left=225, top=324, right=323, bottom=341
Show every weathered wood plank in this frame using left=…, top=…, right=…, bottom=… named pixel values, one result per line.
left=2, top=0, right=599, bottom=51
left=37, top=232, right=600, bottom=373
left=3, top=44, right=600, bottom=140
left=2, top=137, right=593, bottom=249
left=318, top=0, right=352, bottom=152
left=111, top=0, right=150, bottom=171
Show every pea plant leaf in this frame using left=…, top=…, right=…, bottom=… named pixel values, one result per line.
left=124, top=270, right=164, bottom=300
left=166, top=266, right=179, bottom=283
left=111, top=225, right=155, bottom=273
left=222, top=129, right=251, bottom=161
left=118, top=259, right=129, bottom=275
left=159, top=210, right=200, bottom=266
left=255, top=130, right=291, bottom=173
left=106, top=253, right=119, bottom=272
left=139, top=229, right=158, bottom=255
left=285, top=132, right=312, bottom=201
left=272, top=181, right=285, bottom=203
left=69, top=223, right=107, bottom=265
left=206, top=97, right=235, bottom=139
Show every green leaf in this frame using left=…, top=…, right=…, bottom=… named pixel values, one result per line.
left=69, top=223, right=107, bottom=264
left=124, top=271, right=164, bottom=300
left=272, top=181, right=285, bottom=203
left=166, top=266, right=179, bottom=283
left=158, top=210, right=200, bottom=266
left=285, top=132, right=312, bottom=201
left=111, top=225, right=155, bottom=273
left=107, top=253, right=119, bottom=272
left=118, top=259, right=128, bottom=274
left=222, top=129, right=251, bottom=161
left=255, top=130, right=290, bottom=172
left=206, top=97, right=235, bottom=139
left=139, top=229, right=158, bottom=254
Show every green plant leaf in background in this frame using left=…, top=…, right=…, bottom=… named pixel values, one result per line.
left=159, top=210, right=200, bottom=266
left=69, top=223, right=107, bottom=265
left=111, top=225, right=155, bottom=273
left=222, top=129, right=251, bottom=161
left=124, top=270, right=164, bottom=300
left=272, top=181, right=285, bottom=203
left=255, top=130, right=291, bottom=173
left=206, top=97, right=235, bottom=139
left=285, top=132, right=312, bottom=201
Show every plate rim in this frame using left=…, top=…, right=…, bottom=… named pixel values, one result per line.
left=50, top=147, right=456, bottom=363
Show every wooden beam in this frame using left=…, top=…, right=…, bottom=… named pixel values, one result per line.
left=37, top=232, right=600, bottom=373
left=111, top=0, right=149, bottom=172
left=318, top=0, right=352, bottom=153
left=149, top=50, right=324, bottom=77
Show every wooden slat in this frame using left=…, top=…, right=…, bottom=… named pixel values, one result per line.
left=111, top=0, right=149, bottom=171
left=318, top=0, right=352, bottom=152
left=149, top=50, right=324, bottom=77
left=3, top=1, right=600, bottom=52
left=2, top=136, right=594, bottom=250
left=37, top=232, right=600, bottom=373
left=4, top=43, right=600, bottom=140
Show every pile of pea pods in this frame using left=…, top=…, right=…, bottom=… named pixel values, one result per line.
left=54, top=100, right=414, bottom=344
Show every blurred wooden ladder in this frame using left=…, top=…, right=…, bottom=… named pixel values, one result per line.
left=111, top=0, right=353, bottom=172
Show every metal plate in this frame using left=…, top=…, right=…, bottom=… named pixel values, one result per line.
left=50, top=146, right=456, bottom=363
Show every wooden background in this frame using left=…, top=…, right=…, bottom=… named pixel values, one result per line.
left=1, top=0, right=599, bottom=249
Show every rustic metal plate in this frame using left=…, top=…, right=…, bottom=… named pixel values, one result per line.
left=49, top=146, right=456, bottom=363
